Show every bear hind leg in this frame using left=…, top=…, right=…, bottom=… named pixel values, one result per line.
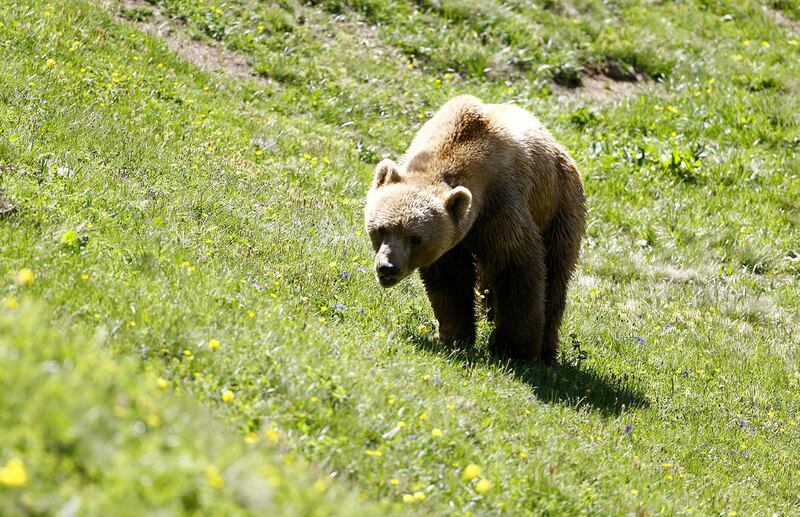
left=487, top=235, right=546, bottom=362
left=541, top=210, right=584, bottom=365
left=419, top=242, right=477, bottom=345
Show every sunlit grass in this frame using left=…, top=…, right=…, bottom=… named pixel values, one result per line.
left=1, top=0, right=798, bottom=514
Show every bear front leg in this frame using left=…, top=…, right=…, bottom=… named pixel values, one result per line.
left=419, top=243, right=477, bottom=345
left=487, top=239, right=546, bottom=362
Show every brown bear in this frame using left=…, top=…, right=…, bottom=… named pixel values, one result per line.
left=364, top=95, right=585, bottom=364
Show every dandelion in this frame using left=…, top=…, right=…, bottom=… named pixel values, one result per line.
left=247, top=310, right=255, bottom=318
left=146, top=414, right=161, bottom=427
left=463, top=464, right=481, bottom=480
left=46, top=58, right=55, bottom=67
left=309, top=396, right=319, bottom=403
left=389, top=478, right=400, bottom=486
left=402, top=494, right=414, bottom=503
left=0, top=458, right=27, bottom=487
left=431, top=428, right=442, bottom=437
left=4, top=298, right=18, bottom=310
left=446, top=403, right=455, bottom=410
left=474, top=479, right=491, bottom=494
left=17, top=268, right=35, bottom=285
left=156, top=377, right=169, bottom=389
left=387, top=397, right=396, bottom=405
left=205, top=465, right=224, bottom=488
left=245, top=432, right=258, bottom=444
left=413, top=491, right=426, bottom=501
left=365, top=449, right=383, bottom=457
left=323, top=156, right=331, bottom=165
left=519, top=452, right=528, bottom=459
left=396, top=421, right=406, bottom=428
left=222, top=390, right=235, bottom=402
left=790, top=39, right=798, bottom=46
left=743, top=40, right=750, bottom=46
left=209, top=339, right=220, bottom=350
left=631, top=489, right=638, bottom=496
left=419, top=412, right=428, bottom=421
left=265, top=429, right=280, bottom=442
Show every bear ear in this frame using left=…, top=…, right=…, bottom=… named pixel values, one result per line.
left=444, top=186, right=472, bottom=220
left=372, top=159, right=401, bottom=188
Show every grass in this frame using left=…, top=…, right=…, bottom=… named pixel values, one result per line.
left=1, top=0, right=799, bottom=514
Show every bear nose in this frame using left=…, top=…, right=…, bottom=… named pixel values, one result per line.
left=377, top=262, right=400, bottom=276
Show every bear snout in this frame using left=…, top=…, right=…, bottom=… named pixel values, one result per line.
left=376, top=260, right=402, bottom=287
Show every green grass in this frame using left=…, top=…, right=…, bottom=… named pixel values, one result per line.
left=1, top=0, right=799, bottom=514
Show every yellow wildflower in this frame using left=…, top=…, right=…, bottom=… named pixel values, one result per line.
left=413, top=491, right=426, bottom=501
left=463, top=464, right=481, bottom=480
left=146, top=414, right=161, bottom=427
left=17, top=268, right=35, bottom=285
left=46, top=58, right=55, bottom=67
left=205, top=465, right=224, bottom=488
left=631, top=489, right=638, bottom=496
left=431, top=428, right=442, bottom=437
left=0, top=458, right=27, bottom=487
left=389, top=478, right=400, bottom=486
left=4, top=298, right=18, bottom=310
left=222, top=390, right=235, bottom=402
left=402, top=494, right=414, bottom=503
left=156, top=377, right=169, bottom=389
left=475, top=478, right=491, bottom=494
left=265, top=429, right=280, bottom=442
left=209, top=339, right=220, bottom=350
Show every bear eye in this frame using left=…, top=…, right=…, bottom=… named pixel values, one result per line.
left=410, top=235, right=422, bottom=246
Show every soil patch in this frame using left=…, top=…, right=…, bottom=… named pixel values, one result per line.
left=114, top=0, right=269, bottom=85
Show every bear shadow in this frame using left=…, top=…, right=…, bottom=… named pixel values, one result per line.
left=401, top=327, right=649, bottom=417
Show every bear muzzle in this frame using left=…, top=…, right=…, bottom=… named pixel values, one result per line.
left=376, top=260, right=402, bottom=287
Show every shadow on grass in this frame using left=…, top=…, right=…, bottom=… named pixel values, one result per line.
left=402, top=328, right=649, bottom=417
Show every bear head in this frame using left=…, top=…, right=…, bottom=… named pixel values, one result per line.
left=364, top=159, right=472, bottom=288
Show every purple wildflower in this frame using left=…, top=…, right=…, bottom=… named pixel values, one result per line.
left=682, top=369, right=690, bottom=378
left=624, top=424, right=633, bottom=434
left=635, top=336, right=646, bottom=346
left=333, top=304, right=347, bottom=312
left=356, top=308, right=367, bottom=315
left=355, top=266, right=368, bottom=273
left=738, top=420, right=748, bottom=429
left=340, top=271, right=351, bottom=280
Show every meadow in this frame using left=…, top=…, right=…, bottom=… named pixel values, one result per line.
left=1, top=0, right=799, bottom=514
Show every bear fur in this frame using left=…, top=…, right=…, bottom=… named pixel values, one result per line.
left=364, top=95, right=585, bottom=364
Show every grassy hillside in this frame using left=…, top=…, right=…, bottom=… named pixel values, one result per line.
left=1, top=0, right=799, bottom=514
